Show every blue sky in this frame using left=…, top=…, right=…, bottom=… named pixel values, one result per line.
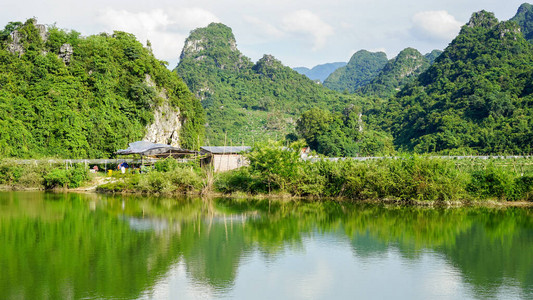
left=1, top=1, right=529, bottom=68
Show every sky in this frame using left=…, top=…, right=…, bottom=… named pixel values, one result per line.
left=0, top=1, right=529, bottom=68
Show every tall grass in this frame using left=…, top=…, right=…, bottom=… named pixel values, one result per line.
left=215, top=145, right=533, bottom=202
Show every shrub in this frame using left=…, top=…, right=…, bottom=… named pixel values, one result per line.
left=467, top=165, right=516, bottom=200
left=215, top=168, right=256, bottom=194
left=137, top=172, right=172, bottom=193
left=168, top=167, right=203, bottom=192
left=511, top=175, right=533, bottom=201
left=43, top=164, right=89, bottom=189
left=0, top=161, right=24, bottom=184
left=43, top=168, right=70, bottom=189
left=154, top=158, right=179, bottom=172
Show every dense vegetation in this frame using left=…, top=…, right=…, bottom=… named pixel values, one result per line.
left=215, top=142, right=533, bottom=201
left=293, top=62, right=347, bottom=82
left=175, top=23, right=366, bottom=145
left=357, top=48, right=431, bottom=98
left=511, top=3, right=533, bottom=43
left=323, top=50, right=388, bottom=93
left=0, top=19, right=205, bottom=158
left=371, top=10, right=533, bottom=154
left=89, top=142, right=533, bottom=202
left=296, top=107, right=394, bottom=156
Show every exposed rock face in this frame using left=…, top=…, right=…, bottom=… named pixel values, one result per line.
left=7, top=20, right=49, bottom=56
left=142, top=75, right=183, bottom=147
left=35, top=23, right=49, bottom=42
left=7, top=31, right=24, bottom=56
left=58, top=43, right=73, bottom=64
left=143, top=102, right=182, bottom=146
left=466, top=10, right=498, bottom=29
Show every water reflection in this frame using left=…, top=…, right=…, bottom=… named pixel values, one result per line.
left=0, top=192, right=531, bottom=299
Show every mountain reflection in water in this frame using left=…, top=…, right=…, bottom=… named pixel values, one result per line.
left=0, top=192, right=531, bottom=299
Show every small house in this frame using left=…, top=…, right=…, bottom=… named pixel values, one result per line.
left=200, top=146, right=251, bottom=172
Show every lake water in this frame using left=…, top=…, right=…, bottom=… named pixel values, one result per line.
left=0, top=192, right=532, bottom=300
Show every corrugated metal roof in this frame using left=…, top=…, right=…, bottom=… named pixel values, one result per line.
left=200, top=146, right=251, bottom=154
left=116, top=141, right=197, bottom=156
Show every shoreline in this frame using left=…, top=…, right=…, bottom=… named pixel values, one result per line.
left=1, top=184, right=532, bottom=208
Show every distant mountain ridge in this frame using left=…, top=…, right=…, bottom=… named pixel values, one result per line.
left=293, top=62, right=347, bottom=82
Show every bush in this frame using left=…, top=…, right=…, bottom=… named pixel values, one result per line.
left=43, top=168, right=70, bottom=189
left=0, top=161, right=24, bottom=184
left=168, top=167, right=203, bottom=192
left=154, top=158, right=179, bottom=172
left=215, top=168, right=256, bottom=194
left=43, top=164, right=89, bottom=189
left=137, top=172, right=171, bottom=193
left=511, top=175, right=533, bottom=201
left=467, top=165, right=516, bottom=200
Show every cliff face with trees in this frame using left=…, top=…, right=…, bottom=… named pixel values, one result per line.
left=175, top=23, right=365, bottom=145
left=372, top=10, right=533, bottom=154
left=0, top=19, right=205, bottom=158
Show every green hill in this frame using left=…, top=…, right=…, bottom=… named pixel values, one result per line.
left=358, top=48, right=431, bottom=98
left=373, top=10, right=533, bottom=154
left=175, top=23, right=364, bottom=145
left=510, top=3, right=533, bottom=43
left=323, top=50, right=388, bottom=93
left=0, top=19, right=205, bottom=158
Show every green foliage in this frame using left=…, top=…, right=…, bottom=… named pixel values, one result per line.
left=154, top=157, right=179, bottom=172
left=176, top=23, right=365, bottom=145
left=216, top=153, right=533, bottom=202
left=43, top=164, right=89, bottom=189
left=358, top=48, right=431, bottom=98
left=511, top=3, right=533, bottom=43
left=296, top=106, right=395, bottom=156
left=0, top=19, right=205, bottom=158
left=0, top=21, right=22, bottom=41
left=424, top=50, right=443, bottom=64
left=100, top=162, right=204, bottom=194
left=372, top=11, right=533, bottom=154
left=246, top=140, right=303, bottom=191
left=323, top=50, right=388, bottom=93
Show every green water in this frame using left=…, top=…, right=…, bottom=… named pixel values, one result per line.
left=0, top=192, right=532, bottom=299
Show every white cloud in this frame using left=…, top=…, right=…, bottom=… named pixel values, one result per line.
left=243, top=16, right=285, bottom=39
left=281, top=10, right=334, bottom=50
left=411, top=10, right=462, bottom=41
left=96, top=8, right=219, bottom=64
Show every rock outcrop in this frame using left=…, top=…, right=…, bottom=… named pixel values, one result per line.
left=58, top=43, right=73, bottom=64
left=142, top=75, right=183, bottom=147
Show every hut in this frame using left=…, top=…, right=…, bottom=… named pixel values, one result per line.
left=200, top=146, right=251, bottom=172
left=116, top=141, right=198, bottom=161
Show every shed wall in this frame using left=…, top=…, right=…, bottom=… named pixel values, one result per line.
left=213, top=154, right=248, bottom=172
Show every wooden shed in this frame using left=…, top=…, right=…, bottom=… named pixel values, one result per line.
left=200, top=146, right=251, bottom=172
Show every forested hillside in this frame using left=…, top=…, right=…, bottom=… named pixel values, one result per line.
left=323, top=50, right=388, bottom=93
left=176, top=23, right=365, bottom=145
left=0, top=19, right=205, bottom=158
left=511, top=3, right=533, bottom=43
left=372, top=10, right=533, bottom=154
left=357, top=48, right=431, bottom=98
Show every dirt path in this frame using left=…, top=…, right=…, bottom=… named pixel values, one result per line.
left=73, top=176, right=118, bottom=192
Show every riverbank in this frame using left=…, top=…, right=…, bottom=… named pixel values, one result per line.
left=2, top=148, right=533, bottom=205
